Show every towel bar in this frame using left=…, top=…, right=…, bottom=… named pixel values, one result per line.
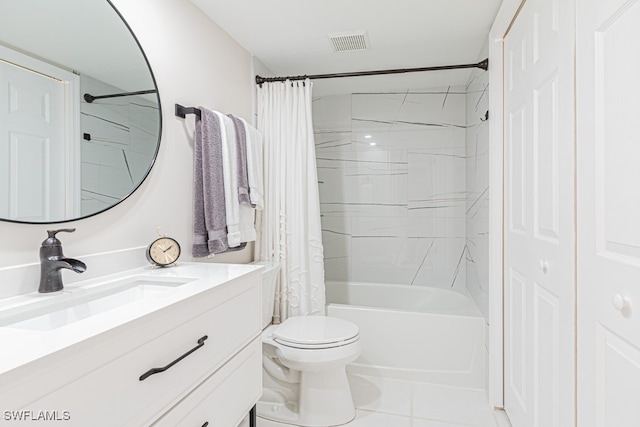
left=175, top=104, right=201, bottom=119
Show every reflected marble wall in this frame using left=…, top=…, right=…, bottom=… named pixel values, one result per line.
left=313, top=87, right=468, bottom=289
left=80, top=76, right=159, bottom=215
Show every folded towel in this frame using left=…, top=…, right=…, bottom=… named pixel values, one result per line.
left=192, top=107, right=229, bottom=257
left=240, top=118, right=264, bottom=210
left=229, top=115, right=252, bottom=206
left=214, top=111, right=242, bottom=247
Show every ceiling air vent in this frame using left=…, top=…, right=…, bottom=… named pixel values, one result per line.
left=328, top=32, right=368, bottom=52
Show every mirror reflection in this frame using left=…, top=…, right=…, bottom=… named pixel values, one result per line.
left=0, top=0, right=161, bottom=224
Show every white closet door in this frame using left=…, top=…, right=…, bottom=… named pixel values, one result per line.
left=503, top=0, right=575, bottom=425
left=577, top=0, right=640, bottom=426
left=0, top=59, right=66, bottom=222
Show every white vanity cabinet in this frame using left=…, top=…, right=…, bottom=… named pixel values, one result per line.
left=152, top=338, right=261, bottom=427
left=0, top=263, right=262, bottom=427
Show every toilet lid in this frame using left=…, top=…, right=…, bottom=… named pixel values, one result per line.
left=273, top=316, right=359, bottom=348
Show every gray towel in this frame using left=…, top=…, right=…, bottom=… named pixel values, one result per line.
left=193, top=107, right=229, bottom=257
left=229, top=114, right=252, bottom=206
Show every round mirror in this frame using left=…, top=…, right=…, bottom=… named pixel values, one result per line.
left=0, top=0, right=162, bottom=224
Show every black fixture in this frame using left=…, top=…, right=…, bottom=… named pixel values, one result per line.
left=249, top=406, right=256, bottom=427
left=39, top=229, right=87, bottom=293
left=139, top=335, right=208, bottom=381
left=83, top=89, right=157, bottom=103
left=175, top=103, right=202, bottom=119
left=255, top=58, right=489, bottom=85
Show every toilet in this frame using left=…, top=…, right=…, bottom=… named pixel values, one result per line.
left=253, top=261, right=361, bottom=427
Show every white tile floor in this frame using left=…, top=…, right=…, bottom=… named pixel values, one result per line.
left=254, top=374, right=503, bottom=427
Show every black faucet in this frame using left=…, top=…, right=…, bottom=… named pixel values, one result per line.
left=39, top=229, right=87, bottom=293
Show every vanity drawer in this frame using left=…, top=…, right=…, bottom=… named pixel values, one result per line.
left=152, top=337, right=262, bottom=427
left=24, top=278, right=261, bottom=427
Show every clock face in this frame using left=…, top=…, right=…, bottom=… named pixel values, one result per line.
left=147, top=237, right=181, bottom=266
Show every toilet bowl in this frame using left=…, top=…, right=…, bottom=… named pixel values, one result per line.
left=252, top=261, right=361, bottom=427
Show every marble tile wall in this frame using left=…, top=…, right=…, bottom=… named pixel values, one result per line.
left=80, top=76, right=159, bottom=215
left=313, top=87, right=468, bottom=289
left=465, top=46, right=490, bottom=325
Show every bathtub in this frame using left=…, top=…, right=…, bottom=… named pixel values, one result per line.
left=325, top=281, right=486, bottom=389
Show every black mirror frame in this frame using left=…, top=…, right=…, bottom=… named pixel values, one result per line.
left=1, top=0, right=162, bottom=225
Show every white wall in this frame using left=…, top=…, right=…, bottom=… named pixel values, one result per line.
left=313, top=87, right=468, bottom=289
left=465, top=41, right=490, bottom=325
left=0, top=0, right=254, bottom=274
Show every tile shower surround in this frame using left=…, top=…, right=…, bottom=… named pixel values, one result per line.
left=313, top=86, right=476, bottom=290
left=465, top=59, right=490, bottom=324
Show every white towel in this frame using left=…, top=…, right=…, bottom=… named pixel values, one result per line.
left=238, top=204, right=256, bottom=243
left=235, top=118, right=257, bottom=242
left=240, top=118, right=264, bottom=210
left=214, top=111, right=242, bottom=247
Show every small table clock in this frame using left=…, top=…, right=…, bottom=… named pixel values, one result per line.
left=146, top=226, right=181, bottom=268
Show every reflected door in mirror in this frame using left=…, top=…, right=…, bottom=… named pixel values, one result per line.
left=0, top=60, right=76, bottom=222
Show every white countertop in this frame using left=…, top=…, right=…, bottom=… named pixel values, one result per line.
left=0, top=262, right=263, bottom=378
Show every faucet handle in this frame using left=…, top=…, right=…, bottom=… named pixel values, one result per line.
left=43, top=229, right=76, bottom=246
left=47, top=229, right=76, bottom=238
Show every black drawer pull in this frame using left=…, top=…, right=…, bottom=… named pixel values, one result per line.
left=201, top=423, right=209, bottom=427
left=139, top=335, right=208, bottom=381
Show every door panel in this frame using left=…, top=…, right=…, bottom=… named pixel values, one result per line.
left=504, top=0, right=575, bottom=425
left=596, top=326, right=640, bottom=427
left=577, top=0, right=640, bottom=425
left=9, top=132, right=50, bottom=219
left=506, top=267, right=528, bottom=413
left=508, top=105, right=527, bottom=235
left=596, top=1, right=640, bottom=262
left=533, top=283, right=560, bottom=427
left=532, top=0, right=559, bottom=64
left=533, top=73, right=560, bottom=243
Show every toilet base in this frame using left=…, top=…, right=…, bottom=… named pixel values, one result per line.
left=258, top=366, right=356, bottom=427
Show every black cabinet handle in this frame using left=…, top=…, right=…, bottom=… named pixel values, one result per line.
left=139, top=335, right=208, bottom=381
left=201, top=423, right=209, bottom=427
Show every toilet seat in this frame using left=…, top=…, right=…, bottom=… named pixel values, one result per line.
left=272, top=316, right=359, bottom=349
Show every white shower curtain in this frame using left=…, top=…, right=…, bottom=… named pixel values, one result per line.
left=255, top=79, right=325, bottom=321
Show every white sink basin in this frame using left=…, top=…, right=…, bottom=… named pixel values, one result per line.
left=0, top=276, right=196, bottom=331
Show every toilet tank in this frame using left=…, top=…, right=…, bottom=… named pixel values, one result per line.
left=250, top=261, right=280, bottom=329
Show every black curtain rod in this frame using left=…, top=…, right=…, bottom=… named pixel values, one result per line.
left=255, top=59, right=488, bottom=85
left=84, top=89, right=157, bottom=103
